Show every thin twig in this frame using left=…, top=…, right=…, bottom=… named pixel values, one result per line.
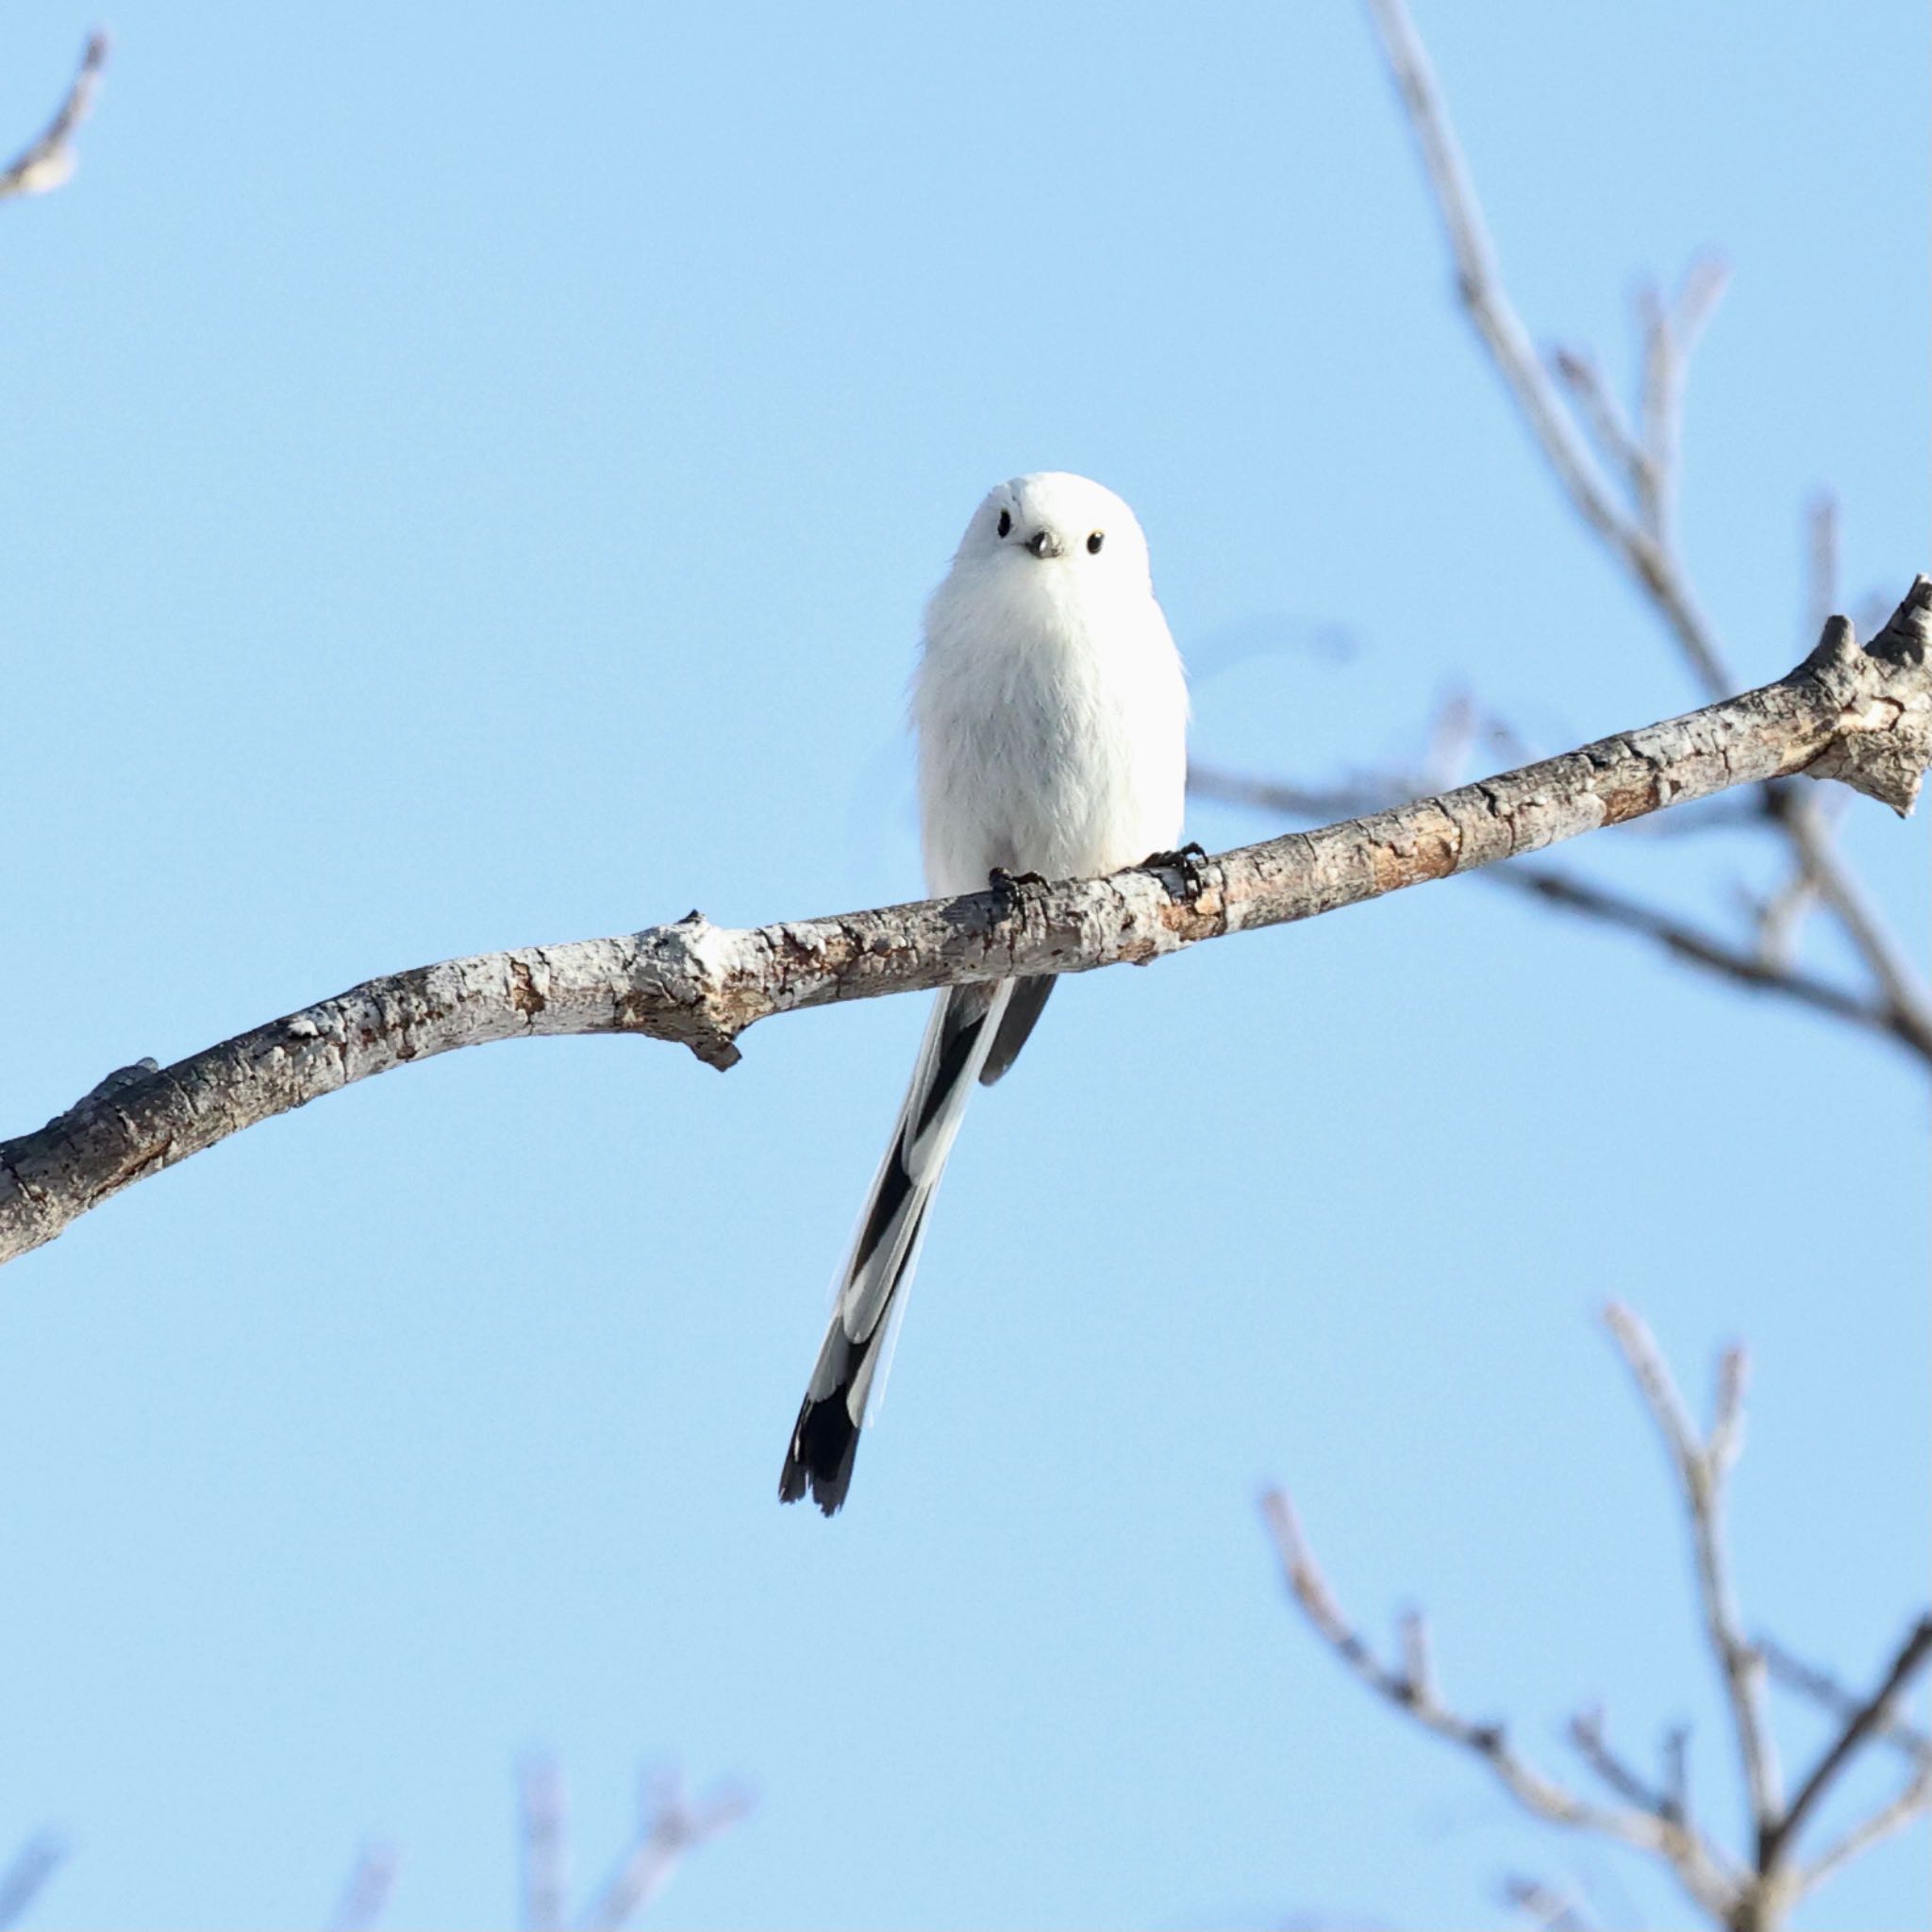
left=327, top=1840, right=400, bottom=1932
left=1360, top=0, right=1732, bottom=700
left=1360, top=0, right=1932, bottom=1063
left=1766, top=784, right=1932, bottom=1058
left=1761, top=1617, right=1932, bottom=1874
left=1794, top=1757, right=1932, bottom=1898
left=1759, top=1636, right=1932, bottom=1761
left=1259, top=1489, right=1741, bottom=1919
left=1191, top=766, right=1918, bottom=1060
left=1805, top=495, right=1840, bottom=650
left=0, top=1835, right=63, bottom=1932
left=1602, top=1307, right=1783, bottom=1852
left=1501, top=1873, right=1595, bottom=1931
left=0, top=30, right=108, bottom=201
left=575, top=1771, right=751, bottom=1932
left=1549, top=346, right=1648, bottom=498
left=1568, top=1707, right=1673, bottom=1819
left=521, top=1754, right=570, bottom=1932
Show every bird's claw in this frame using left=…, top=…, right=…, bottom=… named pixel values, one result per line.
left=988, top=866, right=1050, bottom=926
left=1143, top=841, right=1213, bottom=901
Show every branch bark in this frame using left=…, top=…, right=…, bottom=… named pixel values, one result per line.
left=4, top=585, right=1927, bottom=1269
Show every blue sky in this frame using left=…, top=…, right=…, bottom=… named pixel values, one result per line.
left=0, top=3, right=1924, bottom=1927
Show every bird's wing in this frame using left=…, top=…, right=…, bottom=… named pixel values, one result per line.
left=977, top=974, right=1055, bottom=1087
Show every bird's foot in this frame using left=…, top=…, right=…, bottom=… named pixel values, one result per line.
left=1143, top=841, right=1213, bottom=901
left=988, top=867, right=1050, bottom=927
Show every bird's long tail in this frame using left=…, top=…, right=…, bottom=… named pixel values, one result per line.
left=779, top=978, right=1014, bottom=1514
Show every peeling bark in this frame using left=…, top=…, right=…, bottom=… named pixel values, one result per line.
left=3, top=581, right=1926, bottom=1269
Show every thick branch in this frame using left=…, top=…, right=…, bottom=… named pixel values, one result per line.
left=1191, top=770, right=1921, bottom=1063
left=3, top=588, right=1926, bottom=1268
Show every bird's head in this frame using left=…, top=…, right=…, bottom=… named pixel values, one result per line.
left=958, top=472, right=1153, bottom=594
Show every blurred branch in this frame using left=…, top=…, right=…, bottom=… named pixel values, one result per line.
left=1769, top=1617, right=1932, bottom=1884
left=0, top=30, right=107, bottom=201
left=1500, top=1873, right=1595, bottom=1932
left=1191, top=765, right=1915, bottom=1057
left=1260, top=1489, right=1741, bottom=1920
left=576, top=1769, right=753, bottom=1932
left=3, top=582, right=1925, bottom=1269
left=1359, top=0, right=1932, bottom=1070
left=326, top=1840, right=401, bottom=1932
left=1360, top=0, right=1730, bottom=697
left=1759, top=1636, right=1932, bottom=1761
left=521, top=1754, right=571, bottom=1932
left=0, top=1834, right=64, bottom=1932
left=1270, top=1310, right=1932, bottom=1931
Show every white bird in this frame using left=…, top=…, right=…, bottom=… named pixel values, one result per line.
left=779, top=472, right=1190, bottom=1514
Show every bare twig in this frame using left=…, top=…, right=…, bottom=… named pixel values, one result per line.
left=1795, top=1756, right=1932, bottom=1897
left=1549, top=346, right=1647, bottom=499
left=1804, top=495, right=1840, bottom=650
left=1273, top=1308, right=1932, bottom=1930
left=575, top=1771, right=752, bottom=1932
left=1501, top=1873, right=1595, bottom=1932
left=0, top=30, right=107, bottom=201
left=1190, top=769, right=1916, bottom=1059
left=4, top=583, right=1926, bottom=1269
left=1259, top=1490, right=1742, bottom=1919
left=0, top=1835, right=63, bottom=1932
left=1759, top=1637, right=1932, bottom=1761
left=1603, top=1307, right=1783, bottom=1849
left=327, top=1840, right=400, bottom=1932
left=521, top=1754, right=570, bottom=1932
left=1762, top=1617, right=1932, bottom=1875
left=1360, top=0, right=1731, bottom=698
left=1360, top=0, right=1932, bottom=1065
left=1568, top=1707, right=1673, bottom=1820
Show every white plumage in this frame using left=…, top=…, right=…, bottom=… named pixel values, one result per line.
left=779, top=473, right=1189, bottom=1514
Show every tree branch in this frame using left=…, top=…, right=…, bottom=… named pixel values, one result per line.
left=576, top=1771, right=751, bottom=1932
left=1360, top=0, right=1731, bottom=699
left=1761, top=1616, right=1932, bottom=1876
left=327, top=1840, right=401, bottom=1932
left=1259, top=1490, right=1742, bottom=1920
left=1603, top=1307, right=1784, bottom=1855
left=1191, top=769, right=1919, bottom=1062
left=0, top=29, right=107, bottom=202
left=0, top=1835, right=64, bottom=1932
left=1759, top=1636, right=1932, bottom=1762
left=1359, top=0, right=1932, bottom=1070
left=2, top=587, right=1925, bottom=1269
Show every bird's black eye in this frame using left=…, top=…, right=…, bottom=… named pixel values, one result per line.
left=996, top=509, right=1012, bottom=538
left=1087, top=530, right=1105, bottom=555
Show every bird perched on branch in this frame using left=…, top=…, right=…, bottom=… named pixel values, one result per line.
left=780, top=473, right=1190, bottom=1514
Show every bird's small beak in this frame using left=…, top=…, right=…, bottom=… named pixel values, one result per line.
left=1026, top=528, right=1063, bottom=559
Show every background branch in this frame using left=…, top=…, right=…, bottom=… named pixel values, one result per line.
left=1268, top=1309, right=1932, bottom=1932
left=0, top=30, right=107, bottom=201
left=1358, top=0, right=1932, bottom=1064
left=0, top=1835, right=64, bottom=1932
left=1191, top=767, right=1918, bottom=1058
left=1260, top=1490, right=1740, bottom=1921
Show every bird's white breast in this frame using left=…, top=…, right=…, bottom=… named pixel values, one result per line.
left=914, top=556, right=1188, bottom=896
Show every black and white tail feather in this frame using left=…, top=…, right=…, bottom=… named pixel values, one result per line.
left=776, top=471, right=1187, bottom=1515
left=779, top=974, right=1054, bottom=1513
